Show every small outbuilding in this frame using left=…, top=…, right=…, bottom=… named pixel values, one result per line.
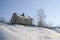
left=10, top=13, right=33, bottom=25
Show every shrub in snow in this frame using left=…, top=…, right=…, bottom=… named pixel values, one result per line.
left=0, top=17, right=5, bottom=23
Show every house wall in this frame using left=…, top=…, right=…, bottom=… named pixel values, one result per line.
left=10, top=13, right=32, bottom=25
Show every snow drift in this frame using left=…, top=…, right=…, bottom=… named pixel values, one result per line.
left=0, top=24, right=60, bottom=40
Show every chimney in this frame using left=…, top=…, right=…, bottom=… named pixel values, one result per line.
left=13, top=13, right=16, bottom=15
left=21, top=13, right=25, bottom=16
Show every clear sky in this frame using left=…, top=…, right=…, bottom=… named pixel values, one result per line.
left=0, top=0, right=60, bottom=26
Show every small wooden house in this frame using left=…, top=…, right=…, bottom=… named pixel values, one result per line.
left=10, top=13, right=32, bottom=25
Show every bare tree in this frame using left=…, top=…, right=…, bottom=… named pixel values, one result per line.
left=37, top=8, right=46, bottom=27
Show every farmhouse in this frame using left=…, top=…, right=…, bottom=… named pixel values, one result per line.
left=10, top=13, right=32, bottom=25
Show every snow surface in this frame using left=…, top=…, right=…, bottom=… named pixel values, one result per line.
left=16, top=13, right=30, bottom=19
left=0, top=24, right=60, bottom=40
left=52, top=28, right=60, bottom=33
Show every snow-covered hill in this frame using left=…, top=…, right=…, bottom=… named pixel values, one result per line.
left=0, top=24, right=60, bottom=40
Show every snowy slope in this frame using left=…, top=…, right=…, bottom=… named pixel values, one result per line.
left=0, top=24, right=60, bottom=40
left=53, top=28, right=60, bottom=33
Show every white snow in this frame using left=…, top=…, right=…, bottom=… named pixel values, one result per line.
left=16, top=13, right=30, bottom=19
left=0, top=24, right=60, bottom=40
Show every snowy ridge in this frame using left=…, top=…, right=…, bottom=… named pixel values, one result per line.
left=0, top=24, right=60, bottom=40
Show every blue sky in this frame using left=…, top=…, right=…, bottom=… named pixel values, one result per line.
left=0, top=0, right=60, bottom=26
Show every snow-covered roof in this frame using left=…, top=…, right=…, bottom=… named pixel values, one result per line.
left=15, top=13, right=32, bottom=20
